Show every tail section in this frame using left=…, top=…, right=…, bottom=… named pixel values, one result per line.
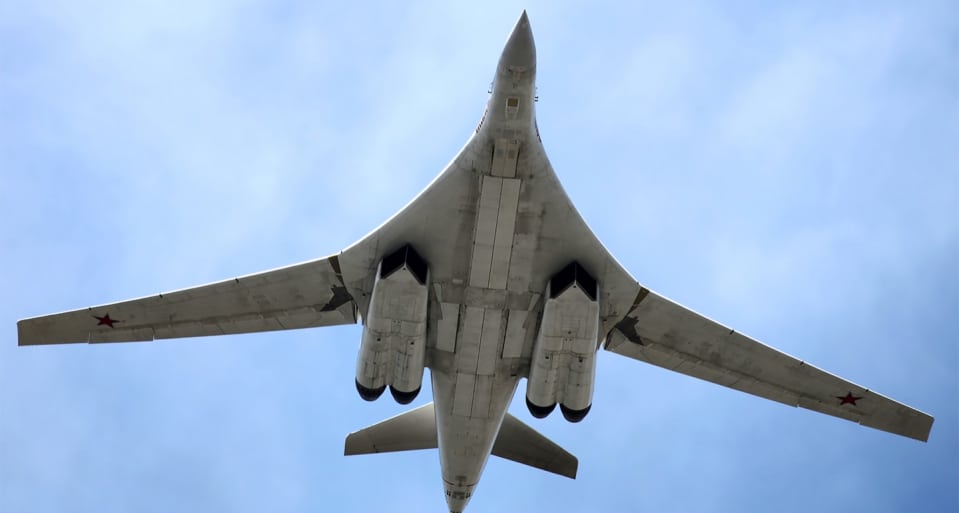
left=344, top=403, right=436, bottom=455
left=492, top=412, right=578, bottom=479
left=344, top=402, right=577, bottom=479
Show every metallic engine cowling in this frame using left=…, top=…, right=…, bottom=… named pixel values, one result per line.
left=526, top=262, right=599, bottom=421
left=355, top=245, right=429, bottom=403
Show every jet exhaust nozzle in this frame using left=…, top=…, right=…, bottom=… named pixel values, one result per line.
left=526, top=396, right=556, bottom=419
left=356, top=379, right=386, bottom=401
left=561, top=403, right=591, bottom=423
left=390, top=385, right=420, bottom=405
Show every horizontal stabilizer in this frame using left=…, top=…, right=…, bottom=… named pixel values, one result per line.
left=345, top=403, right=577, bottom=479
left=492, top=413, right=578, bottom=479
left=344, top=403, right=437, bottom=455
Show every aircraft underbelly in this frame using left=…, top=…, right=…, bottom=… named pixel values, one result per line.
left=425, top=132, right=543, bottom=508
left=431, top=369, right=519, bottom=486
left=336, top=91, right=638, bottom=513
left=337, top=130, right=640, bottom=354
left=431, top=318, right=520, bottom=511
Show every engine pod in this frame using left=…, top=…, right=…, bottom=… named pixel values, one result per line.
left=526, top=262, right=600, bottom=419
left=355, top=245, right=429, bottom=402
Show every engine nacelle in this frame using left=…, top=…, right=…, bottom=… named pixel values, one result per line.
left=355, top=245, right=429, bottom=404
left=526, top=262, right=599, bottom=422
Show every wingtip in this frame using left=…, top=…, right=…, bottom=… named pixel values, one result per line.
left=16, top=318, right=33, bottom=346
left=917, top=414, right=934, bottom=443
left=568, top=457, right=579, bottom=480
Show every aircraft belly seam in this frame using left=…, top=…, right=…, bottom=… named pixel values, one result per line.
left=469, top=176, right=502, bottom=288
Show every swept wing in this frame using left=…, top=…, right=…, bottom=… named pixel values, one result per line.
left=603, top=286, right=933, bottom=441
left=18, top=255, right=356, bottom=345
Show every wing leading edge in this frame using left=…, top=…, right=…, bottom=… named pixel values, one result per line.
left=18, top=255, right=357, bottom=345
left=604, top=287, right=934, bottom=442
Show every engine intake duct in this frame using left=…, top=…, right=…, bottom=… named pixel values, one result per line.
left=549, top=261, right=596, bottom=301
left=380, top=244, right=428, bottom=285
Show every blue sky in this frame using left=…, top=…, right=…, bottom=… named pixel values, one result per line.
left=1, top=1, right=956, bottom=512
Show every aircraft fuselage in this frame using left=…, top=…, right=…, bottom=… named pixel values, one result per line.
left=427, top=14, right=539, bottom=512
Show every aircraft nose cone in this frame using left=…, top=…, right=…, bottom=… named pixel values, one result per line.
left=499, top=10, right=536, bottom=72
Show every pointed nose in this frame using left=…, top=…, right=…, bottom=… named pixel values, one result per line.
left=498, top=10, right=536, bottom=73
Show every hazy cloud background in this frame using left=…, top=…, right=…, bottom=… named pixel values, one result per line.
left=1, top=1, right=956, bottom=512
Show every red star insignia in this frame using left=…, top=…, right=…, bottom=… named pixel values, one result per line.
left=93, top=314, right=119, bottom=328
left=836, top=392, right=862, bottom=406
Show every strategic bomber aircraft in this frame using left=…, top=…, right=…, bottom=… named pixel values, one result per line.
left=18, top=11, right=933, bottom=513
